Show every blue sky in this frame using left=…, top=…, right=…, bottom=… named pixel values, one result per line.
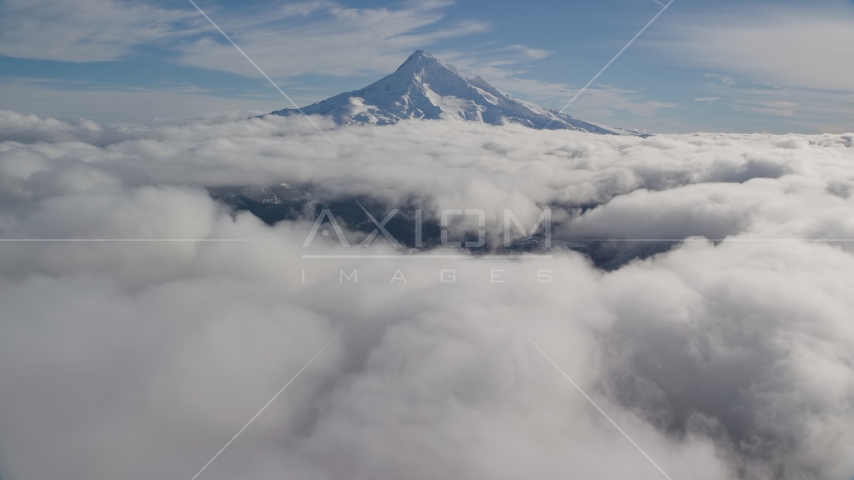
left=0, top=0, right=852, bottom=132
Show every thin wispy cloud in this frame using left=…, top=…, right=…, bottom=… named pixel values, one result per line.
left=645, top=6, right=854, bottom=130
left=177, top=0, right=489, bottom=78
left=437, top=49, right=677, bottom=128
left=696, top=72, right=854, bottom=133
left=0, top=0, right=201, bottom=62
left=0, top=0, right=488, bottom=79
left=653, top=9, right=854, bottom=93
left=0, top=78, right=274, bottom=123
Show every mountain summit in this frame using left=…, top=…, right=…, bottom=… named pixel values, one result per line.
left=270, top=51, right=638, bottom=135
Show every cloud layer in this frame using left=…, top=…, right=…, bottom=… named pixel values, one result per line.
left=1, top=111, right=854, bottom=479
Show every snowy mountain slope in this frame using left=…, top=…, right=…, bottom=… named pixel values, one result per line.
left=269, top=51, right=641, bottom=135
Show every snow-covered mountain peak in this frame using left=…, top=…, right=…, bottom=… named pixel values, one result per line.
left=269, top=51, right=642, bottom=136
left=395, top=50, right=449, bottom=73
